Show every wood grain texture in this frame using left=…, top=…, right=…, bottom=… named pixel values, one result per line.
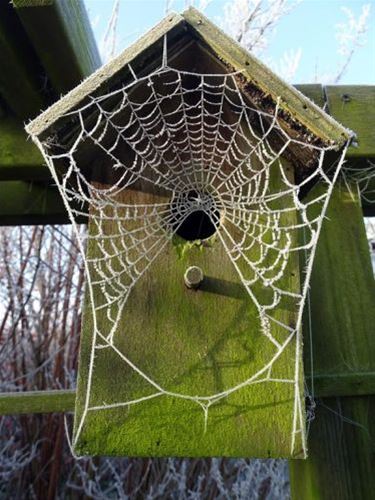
left=303, top=183, right=375, bottom=388
left=0, top=117, right=46, bottom=181
left=290, top=183, right=375, bottom=500
left=0, top=2, right=46, bottom=118
left=74, top=165, right=305, bottom=458
left=0, top=181, right=72, bottom=226
left=14, top=0, right=101, bottom=96
left=326, top=85, right=375, bottom=159
left=0, top=390, right=75, bottom=414
left=290, top=396, right=374, bottom=500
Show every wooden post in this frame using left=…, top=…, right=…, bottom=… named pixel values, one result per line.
left=289, top=182, right=375, bottom=499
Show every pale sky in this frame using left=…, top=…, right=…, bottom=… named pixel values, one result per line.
left=84, top=0, right=375, bottom=84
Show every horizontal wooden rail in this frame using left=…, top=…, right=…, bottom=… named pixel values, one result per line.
left=0, top=0, right=100, bottom=119
left=307, top=372, right=375, bottom=398
left=13, top=0, right=101, bottom=97
left=1, top=372, right=374, bottom=416
left=0, top=389, right=75, bottom=415
left=0, top=2, right=46, bottom=119
left=0, top=180, right=87, bottom=226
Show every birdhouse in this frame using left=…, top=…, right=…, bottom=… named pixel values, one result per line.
left=26, top=8, right=351, bottom=459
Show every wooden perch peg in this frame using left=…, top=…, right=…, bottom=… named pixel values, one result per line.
left=184, top=266, right=204, bottom=289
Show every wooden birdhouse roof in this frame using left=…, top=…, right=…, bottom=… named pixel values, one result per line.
left=26, top=7, right=352, bottom=171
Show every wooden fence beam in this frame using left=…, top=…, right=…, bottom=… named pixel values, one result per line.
left=289, top=182, right=375, bottom=500
left=308, top=372, right=375, bottom=398
left=0, top=389, right=75, bottom=415
left=0, top=181, right=71, bottom=226
left=325, top=85, right=375, bottom=161
left=0, top=2, right=47, bottom=118
left=0, top=370, right=373, bottom=416
left=302, top=182, right=375, bottom=388
left=295, top=84, right=325, bottom=108
left=0, top=117, right=47, bottom=181
left=290, top=396, right=374, bottom=500
left=12, top=0, right=101, bottom=97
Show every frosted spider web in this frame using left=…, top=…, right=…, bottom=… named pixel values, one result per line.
left=28, top=40, right=351, bottom=457
left=343, top=161, right=375, bottom=205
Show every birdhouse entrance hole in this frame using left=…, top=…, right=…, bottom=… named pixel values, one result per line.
left=170, top=189, right=221, bottom=241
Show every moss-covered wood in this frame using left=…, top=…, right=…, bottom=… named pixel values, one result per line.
left=13, top=0, right=101, bottom=96
left=0, top=181, right=73, bottom=226
left=0, top=117, right=46, bottom=181
left=73, top=164, right=305, bottom=458
left=303, top=183, right=375, bottom=389
left=0, top=390, right=75, bottom=414
left=326, top=85, right=375, bottom=160
left=0, top=2, right=46, bottom=118
left=295, top=84, right=325, bottom=108
left=290, top=183, right=375, bottom=500
left=290, top=396, right=375, bottom=500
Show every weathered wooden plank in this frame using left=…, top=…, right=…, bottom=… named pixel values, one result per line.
left=0, top=117, right=47, bottom=181
left=308, top=372, right=375, bottom=398
left=303, top=183, right=375, bottom=387
left=13, top=0, right=101, bottom=96
left=0, top=181, right=72, bottom=226
left=295, top=84, right=325, bottom=108
left=0, top=389, right=75, bottom=415
left=290, top=396, right=375, bottom=500
left=4, top=88, right=374, bottom=218
left=2, top=84, right=374, bottom=182
left=326, top=85, right=375, bottom=160
left=0, top=2, right=46, bottom=118
left=290, top=182, right=375, bottom=499
left=1, top=368, right=375, bottom=417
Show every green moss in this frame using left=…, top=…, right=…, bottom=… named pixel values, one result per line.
left=13, top=0, right=54, bottom=6
left=171, top=233, right=217, bottom=259
left=290, top=184, right=375, bottom=498
left=74, top=164, right=304, bottom=458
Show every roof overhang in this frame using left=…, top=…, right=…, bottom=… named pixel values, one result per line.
left=26, top=8, right=352, bottom=147
left=26, top=7, right=353, bottom=182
